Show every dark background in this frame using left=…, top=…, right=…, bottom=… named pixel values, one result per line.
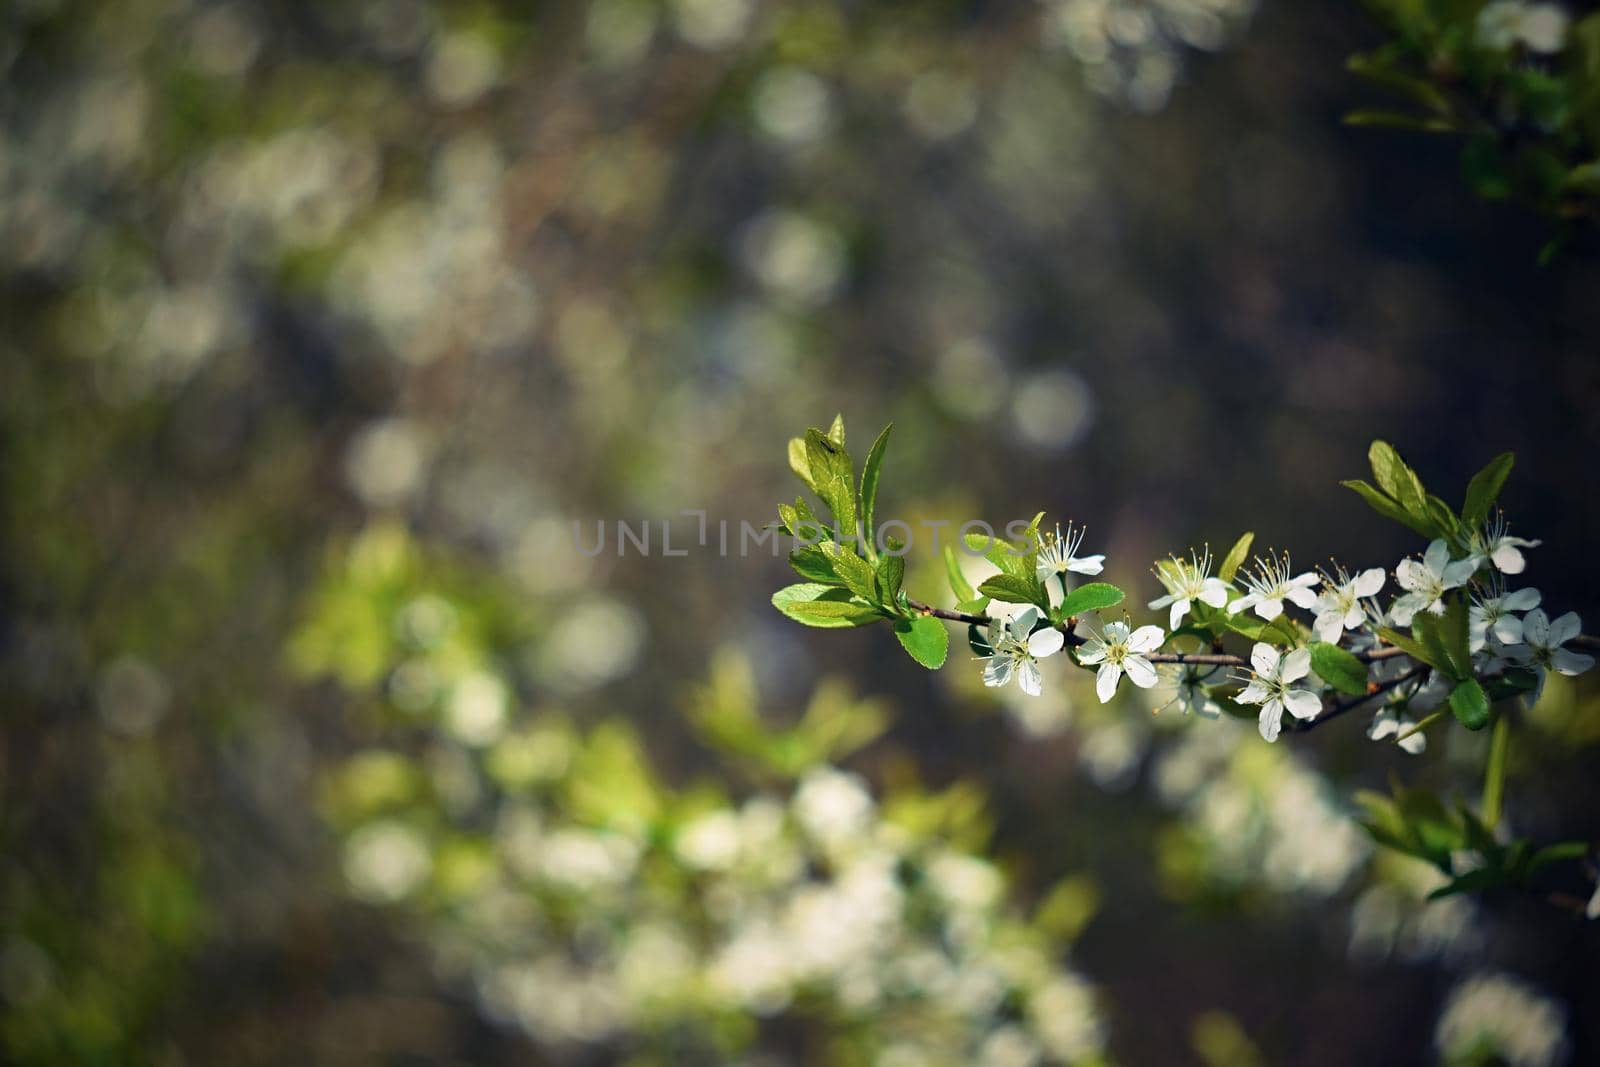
left=4, top=0, right=1598, bottom=1063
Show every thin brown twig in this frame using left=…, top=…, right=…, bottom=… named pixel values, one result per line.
left=1284, top=664, right=1429, bottom=733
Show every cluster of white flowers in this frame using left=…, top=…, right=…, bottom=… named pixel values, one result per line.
left=971, top=515, right=1592, bottom=748
left=335, top=734, right=1107, bottom=1064
left=1434, top=971, right=1570, bottom=1067
left=1476, top=1, right=1571, bottom=54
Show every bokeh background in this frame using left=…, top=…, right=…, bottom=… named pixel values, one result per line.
left=4, top=0, right=1600, bottom=1064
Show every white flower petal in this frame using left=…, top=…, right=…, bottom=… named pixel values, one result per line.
left=1254, top=598, right=1284, bottom=621
left=1313, top=612, right=1343, bottom=644
left=1503, top=587, right=1541, bottom=612
left=1258, top=701, right=1283, bottom=743
left=1395, top=559, right=1428, bottom=593
left=1522, top=609, right=1551, bottom=647
left=1423, top=539, right=1450, bottom=576
left=1281, top=648, right=1312, bottom=683
left=1490, top=541, right=1526, bottom=574
left=1095, top=662, right=1121, bottom=703
left=1283, top=687, right=1322, bottom=721
left=1250, top=642, right=1278, bottom=676
left=1551, top=649, right=1595, bottom=676
left=1018, top=658, right=1043, bottom=697
left=1286, top=585, right=1320, bottom=611
left=1010, top=606, right=1042, bottom=639
left=1352, top=568, right=1386, bottom=598
left=1028, top=627, right=1065, bottom=659
left=1068, top=555, right=1105, bottom=575
left=1389, top=594, right=1423, bottom=627
left=1169, top=599, right=1189, bottom=631
left=983, top=657, right=1014, bottom=688
left=1199, top=579, right=1231, bottom=607
left=1548, top=611, right=1582, bottom=648
left=1442, top=559, right=1478, bottom=588
left=1492, top=614, right=1524, bottom=646
left=1124, top=655, right=1158, bottom=689
left=1127, top=625, right=1165, bottom=653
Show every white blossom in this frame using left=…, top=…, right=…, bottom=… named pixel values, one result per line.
left=1476, top=1, right=1571, bottom=54
left=1154, top=663, right=1222, bottom=718
left=1434, top=971, right=1569, bottom=1067
left=1034, top=522, right=1105, bottom=590
left=1368, top=706, right=1426, bottom=755
left=1391, top=539, right=1477, bottom=625
left=1312, top=564, right=1386, bottom=644
left=980, top=605, right=1065, bottom=697
left=1500, top=609, right=1595, bottom=701
left=1075, top=620, right=1164, bottom=703
left=1229, top=554, right=1320, bottom=621
left=1469, top=513, right=1542, bottom=575
left=1235, top=643, right=1322, bottom=743
left=1147, top=549, right=1231, bottom=630
left=1470, top=585, right=1541, bottom=652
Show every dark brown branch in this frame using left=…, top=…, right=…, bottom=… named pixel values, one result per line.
left=1284, top=664, right=1429, bottom=734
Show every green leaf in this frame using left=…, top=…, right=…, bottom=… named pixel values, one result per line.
left=1058, top=582, right=1126, bottom=618
left=979, top=574, right=1044, bottom=606
left=824, top=543, right=878, bottom=603
left=1218, top=532, right=1254, bottom=583
left=1411, top=614, right=1452, bottom=680
left=943, top=544, right=976, bottom=603
left=805, top=428, right=856, bottom=540
left=1378, top=627, right=1444, bottom=672
left=787, top=437, right=816, bottom=492
left=1462, top=452, right=1514, bottom=528
left=778, top=497, right=830, bottom=542
left=788, top=545, right=842, bottom=584
left=963, top=531, right=1035, bottom=583
left=858, top=423, right=893, bottom=555
left=1439, top=594, right=1472, bottom=680
left=1343, top=479, right=1435, bottom=537
left=1427, top=867, right=1513, bottom=900
left=875, top=552, right=905, bottom=607
left=1369, top=441, right=1429, bottom=523
left=827, top=413, right=846, bottom=447
left=954, top=596, right=991, bottom=616
left=771, top=584, right=884, bottom=628
left=894, top=615, right=949, bottom=669
left=1449, top=678, right=1490, bottom=731
left=1527, top=841, right=1589, bottom=873
left=1229, top=613, right=1298, bottom=647
left=1310, top=642, right=1368, bottom=696
left=1425, top=494, right=1461, bottom=542
left=968, top=623, right=993, bottom=657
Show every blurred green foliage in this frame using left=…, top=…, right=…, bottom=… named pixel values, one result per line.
left=1350, top=0, right=1600, bottom=246
left=3, top=0, right=1600, bottom=1063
